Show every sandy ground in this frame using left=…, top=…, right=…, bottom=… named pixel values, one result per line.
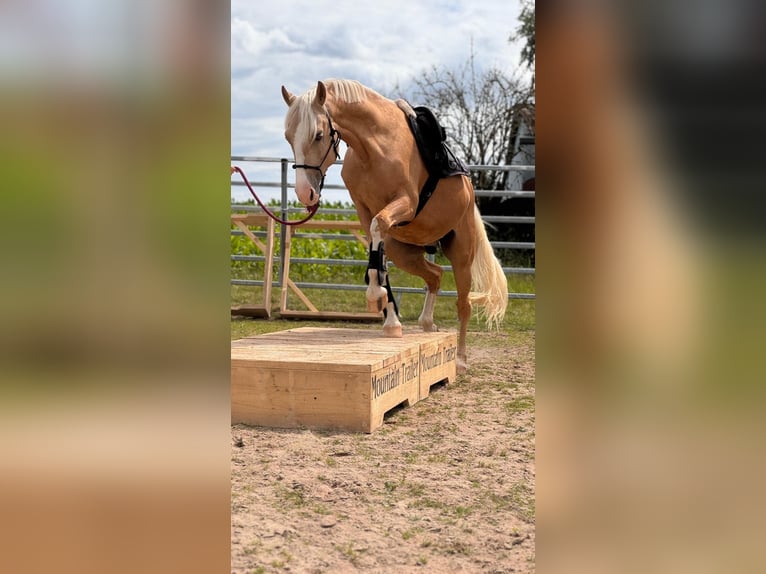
left=231, top=330, right=535, bottom=573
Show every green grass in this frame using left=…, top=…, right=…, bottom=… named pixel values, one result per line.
left=506, top=481, right=536, bottom=523
left=231, top=283, right=535, bottom=340
left=384, top=480, right=399, bottom=493
left=334, top=541, right=362, bottom=566
left=401, top=527, right=423, bottom=540
left=312, top=504, right=331, bottom=515
left=275, top=485, right=307, bottom=509
left=232, top=271, right=534, bottom=323
left=505, top=395, right=535, bottom=414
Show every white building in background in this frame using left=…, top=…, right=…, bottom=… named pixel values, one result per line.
left=506, top=105, right=535, bottom=192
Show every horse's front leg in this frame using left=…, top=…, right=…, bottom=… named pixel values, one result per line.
left=366, top=197, right=415, bottom=338
left=365, top=218, right=389, bottom=313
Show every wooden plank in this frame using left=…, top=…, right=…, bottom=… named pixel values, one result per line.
left=231, top=213, right=272, bottom=226
left=278, top=309, right=382, bottom=322
left=294, top=220, right=364, bottom=231
left=233, top=220, right=268, bottom=253
left=230, top=305, right=270, bottom=318
left=262, top=217, right=275, bottom=310
left=231, top=365, right=371, bottom=431
left=284, top=278, right=319, bottom=313
left=279, top=227, right=294, bottom=312
left=351, top=229, right=369, bottom=248
left=231, top=328, right=416, bottom=372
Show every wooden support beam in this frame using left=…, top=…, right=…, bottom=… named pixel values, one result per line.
left=231, top=213, right=275, bottom=318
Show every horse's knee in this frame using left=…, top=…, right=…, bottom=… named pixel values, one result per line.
left=372, top=213, right=394, bottom=238
left=424, top=269, right=442, bottom=295
left=369, top=218, right=383, bottom=246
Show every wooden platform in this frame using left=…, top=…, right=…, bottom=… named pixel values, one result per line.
left=231, top=327, right=458, bottom=433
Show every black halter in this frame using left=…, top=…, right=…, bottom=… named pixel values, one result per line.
left=291, top=110, right=342, bottom=195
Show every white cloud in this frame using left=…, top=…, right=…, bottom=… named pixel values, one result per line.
left=232, top=18, right=302, bottom=63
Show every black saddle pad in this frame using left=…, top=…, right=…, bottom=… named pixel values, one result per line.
left=406, top=105, right=469, bottom=179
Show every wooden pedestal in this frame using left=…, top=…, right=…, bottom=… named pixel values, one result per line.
left=231, top=327, right=457, bottom=432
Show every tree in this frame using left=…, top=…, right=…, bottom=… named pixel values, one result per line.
left=405, top=53, right=532, bottom=193
left=513, top=0, right=535, bottom=74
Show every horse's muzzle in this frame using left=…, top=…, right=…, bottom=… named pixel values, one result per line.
left=294, top=170, right=322, bottom=207
left=295, top=184, right=320, bottom=207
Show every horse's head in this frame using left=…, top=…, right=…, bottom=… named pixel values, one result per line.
left=281, top=81, right=340, bottom=207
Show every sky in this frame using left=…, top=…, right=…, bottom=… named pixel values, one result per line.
left=231, top=0, right=527, bottom=202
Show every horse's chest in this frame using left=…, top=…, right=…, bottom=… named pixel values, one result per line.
left=343, top=166, right=415, bottom=211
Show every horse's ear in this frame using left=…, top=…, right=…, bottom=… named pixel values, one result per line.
left=314, top=81, right=327, bottom=107
left=281, top=85, right=295, bottom=106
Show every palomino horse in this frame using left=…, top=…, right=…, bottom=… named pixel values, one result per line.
left=281, top=79, right=507, bottom=372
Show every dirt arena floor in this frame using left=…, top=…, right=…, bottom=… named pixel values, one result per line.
left=231, top=329, right=535, bottom=573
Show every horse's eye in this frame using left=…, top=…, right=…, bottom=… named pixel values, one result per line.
left=315, top=131, right=323, bottom=142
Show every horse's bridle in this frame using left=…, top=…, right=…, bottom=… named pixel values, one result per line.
left=291, top=109, right=342, bottom=196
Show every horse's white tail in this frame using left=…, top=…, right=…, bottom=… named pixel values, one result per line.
left=469, top=205, right=508, bottom=329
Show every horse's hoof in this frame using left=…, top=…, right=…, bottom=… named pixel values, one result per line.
left=419, top=321, right=438, bottom=333
left=367, top=293, right=387, bottom=313
left=457, top=358, right=468, bottom=374
left=383, top=324, right=403, bottom=338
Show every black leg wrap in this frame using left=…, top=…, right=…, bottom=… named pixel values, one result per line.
left=365, top=242, right=386, bottom=285
left=383, top=274, right=398, bottom=318
left=366, top=241, right=396, bottom=319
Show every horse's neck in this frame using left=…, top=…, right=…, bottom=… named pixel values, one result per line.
left=327, top=95, right=394, bottom=164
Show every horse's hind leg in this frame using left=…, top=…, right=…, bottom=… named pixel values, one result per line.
left=385, top=239, right=443, bottom=332
left=441, top=229, right=475, bottom=374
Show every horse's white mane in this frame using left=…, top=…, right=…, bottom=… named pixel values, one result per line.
left=321, top=78, right=370, bottom=103
left=285, top=79, right=372, bottom=138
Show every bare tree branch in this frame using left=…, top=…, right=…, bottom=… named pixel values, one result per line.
left=405, top=57, right=532, bottom=191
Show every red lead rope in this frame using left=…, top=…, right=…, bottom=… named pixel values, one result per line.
left=231, top=165, right=319, bottom=226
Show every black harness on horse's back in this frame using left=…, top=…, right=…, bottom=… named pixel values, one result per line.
left=404, top=105, right=470, bottom=218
